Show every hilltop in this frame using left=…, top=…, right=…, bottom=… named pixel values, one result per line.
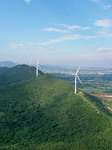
left=0, top=64, right=43, bottom=86
left=0, top=73, right=112, bottom=150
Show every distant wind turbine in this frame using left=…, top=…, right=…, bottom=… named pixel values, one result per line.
left=73, top=66, right=82, bottom=94
left=36, top=61, right=41, bottom=77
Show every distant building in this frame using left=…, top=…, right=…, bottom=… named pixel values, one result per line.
left=98, top=72, right=105, bottom=75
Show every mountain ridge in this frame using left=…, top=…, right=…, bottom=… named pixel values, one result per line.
left=0, top=64, right=43, bottom=86
left=0, top=73, right=112, bottom=149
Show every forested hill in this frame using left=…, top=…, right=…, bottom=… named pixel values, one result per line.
left=0, top=74, right=112, bottom=150
left=0, top=64, right=43, bottom=86
left=0, top=67, right=9, bottom=76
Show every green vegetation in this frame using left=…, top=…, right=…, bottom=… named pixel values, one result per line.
left=102, top=100, right=112, bottom=112
left=0, top=67, right=9, bottom=76
left=0, top=68, right=112, bottom=149
left=0, top=65, right=43, bottom=86
left=81, top=87, right=104, bottom=94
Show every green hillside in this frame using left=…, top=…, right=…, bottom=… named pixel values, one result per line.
left=0, top=67, right=9, bottom=76
left=0, top=74, right=112, bottom=150
left=0, top=64, right=43, bottom=86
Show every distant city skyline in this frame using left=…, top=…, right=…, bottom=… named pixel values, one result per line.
left=1, top=0, right=112, bottom=67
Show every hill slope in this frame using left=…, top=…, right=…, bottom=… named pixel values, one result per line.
left=0, top=67, right=9, bottom=76
left=0, top=74, right=112, bottom=150
left=0, top=64, right=43, bottom=86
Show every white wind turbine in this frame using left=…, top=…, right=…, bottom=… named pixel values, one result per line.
left=36, top=61, right=41, bottom=77
left=73, top=66, right=82, bottom=94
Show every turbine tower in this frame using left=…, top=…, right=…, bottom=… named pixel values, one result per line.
left=36, top=61, right=39, bottom=77
left=73, top=66, right=82, bottom=94
left=36, top=61, right=41, bottom=77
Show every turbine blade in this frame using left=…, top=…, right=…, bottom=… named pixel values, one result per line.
left=76, top=66, right=81, bottom=75
left=38, top=64, right=40, bottom=67
left=77, top=75, right=83, bottom=85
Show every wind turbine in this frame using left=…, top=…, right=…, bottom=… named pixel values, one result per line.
left=73, top=66, right=82, bottom=94
left=36, top=61, right=41, bottom=77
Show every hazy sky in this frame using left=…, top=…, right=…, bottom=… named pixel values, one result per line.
left=1, top=0, right=112, bottom=67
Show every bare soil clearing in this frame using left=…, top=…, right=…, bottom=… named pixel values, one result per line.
left=90, top=94, right=112, bottom=101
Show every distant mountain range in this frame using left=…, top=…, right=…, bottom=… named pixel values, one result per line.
left=0, top=61, right=73, bottom=70
left=0, top=61, right=112, bottom=71
left=0, top=61, right=17, bottom=67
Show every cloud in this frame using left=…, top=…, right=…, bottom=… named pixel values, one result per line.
left=10, top=43, right=26, bottom=49
left=97, top=47, right=112, bottom=52
left=90, top=0, right=100, bottom=2
left=40, top=35, right=79, bottom=45
left=90, top=1, right=112, bottom=10
left=97, top=31, right=112, bottom=37
left=59, top=24, right=70, bottom=28
left=104, top=5, right=112, bottom=10
left=37, top=46, right=56, bottom=51
left=10, top=41, right=39, bottom=50
left=40, top=34, right=96, bottom=45
left=68, top=25, right=90, bottom=30
left=24, top=0, right=32, bottom=4
left=10, top=41, right=41, bottom=50
left=24, top=42, right=37, bottom=45
left=59, top=24, right=90, bottom=30
left=95, top=19, right=112, bottom=27
left=43, top=28, right=70, bottom=33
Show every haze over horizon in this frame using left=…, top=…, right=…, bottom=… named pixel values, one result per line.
left=1, top=0, right=112, bottom=67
